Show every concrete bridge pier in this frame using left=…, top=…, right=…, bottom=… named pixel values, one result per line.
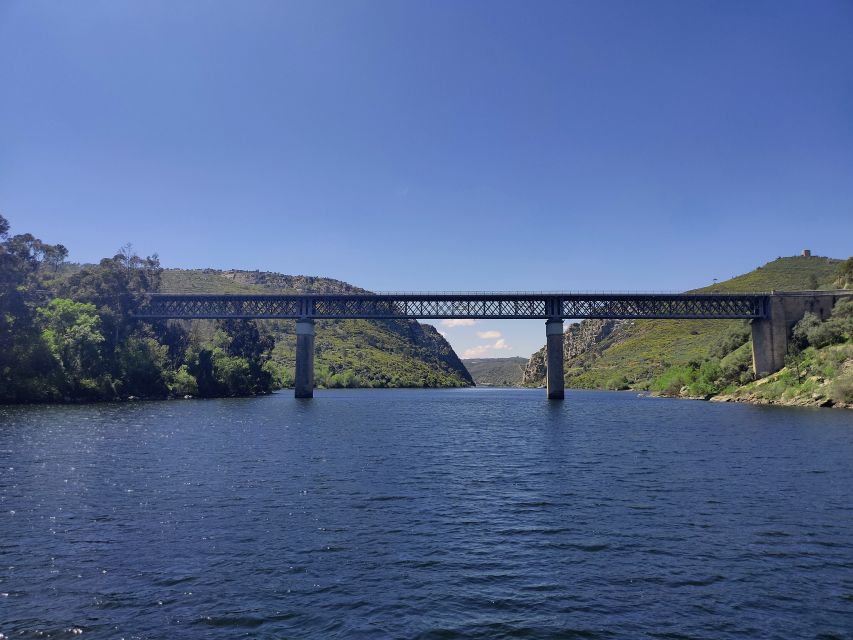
left=295, top=319, right=315, bottom=398
left=546, top=319, right=565, bottom=400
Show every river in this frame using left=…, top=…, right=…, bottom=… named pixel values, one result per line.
left=1, top=389, right=852, bottom=638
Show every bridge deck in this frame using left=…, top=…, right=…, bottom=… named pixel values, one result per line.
left=133, top=293, right=767, bottom=320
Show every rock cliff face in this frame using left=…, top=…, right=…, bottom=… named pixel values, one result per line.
left=388, top=318, right=475, bottom=386
left=522, top=319, right=626, bottom=385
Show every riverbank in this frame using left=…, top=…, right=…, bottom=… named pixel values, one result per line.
left=648, top=344, right=853, bottom=410
left=709, top=372, right=853, bottom=410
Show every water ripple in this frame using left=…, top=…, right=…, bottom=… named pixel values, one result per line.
left=1, top=389, right=852, bottom=639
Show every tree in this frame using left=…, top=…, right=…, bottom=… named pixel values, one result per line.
left=60, top=250, right=162, bottom=312
left=791, top=302, right=852, bottom=350
left=0, top=294, right=58, bottom=402
left=115, top=333, right=170, bottom=398
left=0, top=217, right=69, bottom=402
left=58, top=249, right=163, bottom=359
left=43, top=244, right=69, bottom=272
left=189, top=347, right=222, bottom=397
left=0, top=215, right=282, bottom=403
left=808, top=274, right=819, bottom=290
left=184, top=322, right=275, bottom=397
left=1, top=223, right=71, bottom=289
left=39, top=298, right=105, bottom=395
left=220, top=319, right=274, bottom=393
left=791, top=312, right=820, bottom=351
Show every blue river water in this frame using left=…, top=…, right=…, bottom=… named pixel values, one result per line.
left=1, top=389, right=852, bottom=639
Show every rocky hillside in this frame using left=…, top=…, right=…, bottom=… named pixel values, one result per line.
left=523, top=319, right=627, bottom=386
left=523, top=255, right=845, bottom=391
left=161, top=269, right=473, bottom=388
left=463, top=357, right=528, bottom=386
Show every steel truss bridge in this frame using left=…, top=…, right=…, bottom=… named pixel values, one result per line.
left=133, top=292, right=767, bottom=321
left=131, top=291, right=851, bottom=400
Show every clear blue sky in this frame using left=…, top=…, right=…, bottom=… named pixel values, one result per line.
left=1, top=1, right=852, bottom=357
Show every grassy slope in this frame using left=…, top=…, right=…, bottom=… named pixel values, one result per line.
left=549, top=256, right=842, bottom=389
left=463, top=357, right=528, bottom=386
left=160, top=269, right=473, bottom=388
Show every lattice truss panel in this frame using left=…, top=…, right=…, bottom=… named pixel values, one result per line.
left=561, top=296, right=763, bottom=319
left=135, top=294, right=765, bottom=320
left=314, top=297, right=549, bottom=318
left=141, top=296, right=303, bottom=318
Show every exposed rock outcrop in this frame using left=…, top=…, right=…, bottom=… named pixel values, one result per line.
left=522, top=319, right=627, bottom=385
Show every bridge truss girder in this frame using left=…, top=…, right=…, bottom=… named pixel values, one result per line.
left=133, top=293, right=766, bottom=321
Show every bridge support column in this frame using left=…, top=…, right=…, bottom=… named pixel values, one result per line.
left=295, top=319, right=315, bottom=398
left=751, top=297, right=786, bottom=378
left=546, top=319, right=564, bottom=400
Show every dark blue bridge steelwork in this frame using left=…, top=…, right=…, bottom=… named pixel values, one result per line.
left=132, top=291, right=779, bottom=400
left=132, top=291, right=853, bottom=400
left=134, top=292, right=767, bottom=321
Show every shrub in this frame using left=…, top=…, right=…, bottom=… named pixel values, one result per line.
left=263, top=361, right=292, bottom=389
left=711, top=323, right=751, bottom=358
left=833, top=297, right=853, bottom=319
left=830, top=373, right=853, bottom=405
left=699, top=359, right=721, bottom=382
left=720, top=342, right=753, bottom=384
left=327, top=369, right=361, bottom=388
left=116, top=336, right=170, bottom=398
left=791, top=301, right=853, bottom=350
left=792, top=312, right=821, bottom=350
left=170, top=365, right=198, bottom=396
left=806, top=322, right=845, bottom=349
left=835, top=256, right=853, bottom=289
left=651, top=366, right=696, bottom=396
left=605, top=375, right=630, bottom=391
left=214, top=354, right=252, bottom=395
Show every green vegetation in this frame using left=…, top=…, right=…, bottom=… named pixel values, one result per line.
left=723, top=343, right=853, bottom=407
left=526, top=255, right=846, bottom=392
left=0, top=216, right=276, bottom=402
left=719, top=298, right=853, bottom=407
left=523, top=254, right=853, bottom=408
left=648, top=288, right=853, bottom=407
left=0, top=215, right=471, bottom=404
left=834, top=257, right=853, bottom=289
left=160, top=269, right=472, bottom=390
left=560, top=317, right=750, bottom=390
left=647, top=322, right=756, bottom=398
left=258, top=318, right=472, bottom=390
left=693, top=255, right=841, bottom=293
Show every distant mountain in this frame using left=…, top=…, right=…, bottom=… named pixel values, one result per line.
left=462, top=357, right=528, bottom=387
left=523, top=255, right=845, bottom=391
left=161, top=269, right=473, bottom=388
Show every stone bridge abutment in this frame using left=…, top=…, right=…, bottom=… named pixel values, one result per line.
left=750, top=293, right=844, bottom=378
